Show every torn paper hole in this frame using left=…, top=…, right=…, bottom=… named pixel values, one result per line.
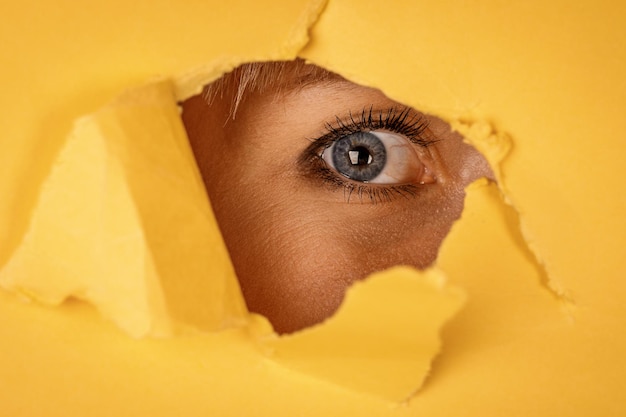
left=180, top=59, right=492, bottom=335
left=0, top=52, right=575, bottom=404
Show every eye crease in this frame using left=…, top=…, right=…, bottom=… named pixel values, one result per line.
left=181, top=59, right=494, bottom=333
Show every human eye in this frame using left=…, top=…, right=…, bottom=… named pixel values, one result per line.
left=321, top=130, right=431, bottom=184
left=301, top=107, right=437, bottom=203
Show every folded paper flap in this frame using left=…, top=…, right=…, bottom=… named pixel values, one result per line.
left=0, top=80, right=248, bottom=337
left=265, top=266, right=466, bottom=402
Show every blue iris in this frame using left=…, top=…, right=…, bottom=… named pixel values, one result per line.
left=331, top=132, right=387, bottom=182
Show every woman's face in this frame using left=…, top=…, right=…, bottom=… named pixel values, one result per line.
left=182, top=61, right=493, bottom=334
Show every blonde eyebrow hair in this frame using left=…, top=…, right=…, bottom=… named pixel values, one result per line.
left=203, top=59, right=340, bottom=118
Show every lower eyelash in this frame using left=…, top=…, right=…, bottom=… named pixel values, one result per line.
left=344, top=183, right=419, bottom=204
left=315, top=164, right=419, bottom=204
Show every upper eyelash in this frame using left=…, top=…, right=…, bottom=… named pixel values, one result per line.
left=321, top=106, right=433, bottom=148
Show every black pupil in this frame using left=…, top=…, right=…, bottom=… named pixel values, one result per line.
left=331, top=132, right=387, bottom=182
left=349, top=147, right=373, bottom=166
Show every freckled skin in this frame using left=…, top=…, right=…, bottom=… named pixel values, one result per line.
left=181, top=64, right=493, bottom=334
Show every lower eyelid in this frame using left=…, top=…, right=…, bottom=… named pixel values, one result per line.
left=342, top=183, right=421, bottom=204
left=308, top=161, right=424, bottom=204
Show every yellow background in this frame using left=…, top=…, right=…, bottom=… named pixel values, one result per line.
left=1, top=0, right=625, bottom=415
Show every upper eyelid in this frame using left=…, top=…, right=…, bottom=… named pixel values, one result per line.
left=321, top=106, right=435, bottom=148
left=299, top=106, right=438, bottom=168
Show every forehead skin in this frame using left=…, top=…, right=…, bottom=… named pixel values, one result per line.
left=182, top=62, right=492, bottom=333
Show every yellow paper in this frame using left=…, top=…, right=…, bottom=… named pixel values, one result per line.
left=266, top=267, right=465, bottom=401
left=1, top=0, right=625, bottom=415
left=1, top=80, right=248, bottom=337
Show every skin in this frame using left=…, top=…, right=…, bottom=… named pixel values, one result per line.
left=182, top=62, right=493, bottom=334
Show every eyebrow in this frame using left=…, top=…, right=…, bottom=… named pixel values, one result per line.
left=203, top=60, right=356, bottom=116
left=288, top=64, right=345, bottom=89
left=232, top=60, right=347, bottom=96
